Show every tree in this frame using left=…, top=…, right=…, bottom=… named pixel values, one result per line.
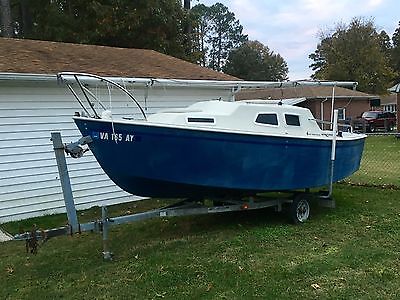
left=309, top=18, right=395, bottom=94
left=392, top=22, right=400, bottom=82
left=190, top=4, right=210, bottom=66
left=5, top=0, right=193, bottom=61
left=223, top=40, right=288, bottom=81
left=378, top=30, right=392, bottom=61
left=22, top=1, right=104, bottom=43
left=93, top=0, right=188, bottom=59
left=191, top=2, right=247, bottom=71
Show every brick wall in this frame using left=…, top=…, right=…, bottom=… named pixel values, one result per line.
left=300, top=98, right=370, bottom=122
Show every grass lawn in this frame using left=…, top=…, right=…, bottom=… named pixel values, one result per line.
left=346, top=135, right=400, bottom=187
left=1, top=184, right=400, bottom=299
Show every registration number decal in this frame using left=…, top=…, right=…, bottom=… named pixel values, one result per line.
left=92, top=131, right=137, bottom=142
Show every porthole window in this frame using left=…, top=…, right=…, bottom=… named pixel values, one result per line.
left=285, top=114, right=300, bottom=126
left=255, top=113, right=278, bottom=125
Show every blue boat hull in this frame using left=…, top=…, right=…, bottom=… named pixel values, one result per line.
left=74, top=118, right=365, bottom=198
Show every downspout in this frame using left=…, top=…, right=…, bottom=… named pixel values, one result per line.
left=320, top=97, right=328, bottom=130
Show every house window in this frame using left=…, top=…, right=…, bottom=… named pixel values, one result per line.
left=255, top=113, right=278, bottom=125
left=285, top=114, right=300, bottom=126
left=187, top=117, right=215, bottom=123
left=337, top=108, right=346, bottom=120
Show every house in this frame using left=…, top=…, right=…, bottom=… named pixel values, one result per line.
left=0, top=38, right=239, bottom=223
left=236, top=85, right=379, bottom=123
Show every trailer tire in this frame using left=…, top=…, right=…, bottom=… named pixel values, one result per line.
left=290, top=194, right=310, bottom=224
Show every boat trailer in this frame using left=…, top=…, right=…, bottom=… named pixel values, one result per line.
left=11, top=131, right=336, bottom=260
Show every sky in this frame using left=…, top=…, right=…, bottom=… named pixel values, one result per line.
left=198, top=0, right=399, bottom=80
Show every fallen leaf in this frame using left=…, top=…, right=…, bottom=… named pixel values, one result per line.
left=311, top=283, right=321, bottom=290
left=6, top=266, right=14, bottom=275
left=207, top=283, right=213, bottom=291
left=155, top=291, right=166, bottom=298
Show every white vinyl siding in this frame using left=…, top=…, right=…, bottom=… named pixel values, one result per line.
left=0, top=79, right=233, bottom=223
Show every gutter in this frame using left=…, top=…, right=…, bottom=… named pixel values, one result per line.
left=312, top=95, right=380, bottom=100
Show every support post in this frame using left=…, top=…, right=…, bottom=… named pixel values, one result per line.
left=319, top=110, right=338, bottom=208
left=102, top=206, right=112, bottom=260
left=330, top=85, right=336, bottom=129
left=51, top=132, right=79, bottom=233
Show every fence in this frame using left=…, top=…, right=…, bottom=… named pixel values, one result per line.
left=344, top=133, right=400, bottom=188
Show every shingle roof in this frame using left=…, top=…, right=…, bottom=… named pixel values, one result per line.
left=0, top=38, right=238, bottom=80
left=236, top=85, right=378, bottom=100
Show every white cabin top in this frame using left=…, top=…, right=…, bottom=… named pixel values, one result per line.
left=128, top=100, right=361, bottom=140
left=91, top=99, right=365, bottom=141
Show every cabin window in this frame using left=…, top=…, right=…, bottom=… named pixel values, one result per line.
left=285, top=114, right=300, bottom=126
left=187, top=117, right=215, bottom=123
left=255, top=113, right=278, bottom=125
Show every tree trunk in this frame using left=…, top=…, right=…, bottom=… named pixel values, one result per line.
left=0, top=0, right=13, bottom=37
left=20, top=0, right=33, bottom=37
left=184, top=0, right=190, bottom=10
left=217, top=31, right=222, bottom=71
left=182, top=0, right=192, bottom=60
left=184, top=0, right=191, bottom=34
left=200, top=23, right=206, bottom=66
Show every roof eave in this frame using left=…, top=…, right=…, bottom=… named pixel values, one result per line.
left=312, top=95, right=379, bottom=100
left=0, top=72, right=56, bottom=81
left=388, top=83, right=400, bottom=93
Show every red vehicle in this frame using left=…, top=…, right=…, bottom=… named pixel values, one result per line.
left=353, top=111, right=397, bottom=132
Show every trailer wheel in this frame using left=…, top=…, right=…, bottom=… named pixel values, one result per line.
left=290, top=194, right=310, bottom=224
